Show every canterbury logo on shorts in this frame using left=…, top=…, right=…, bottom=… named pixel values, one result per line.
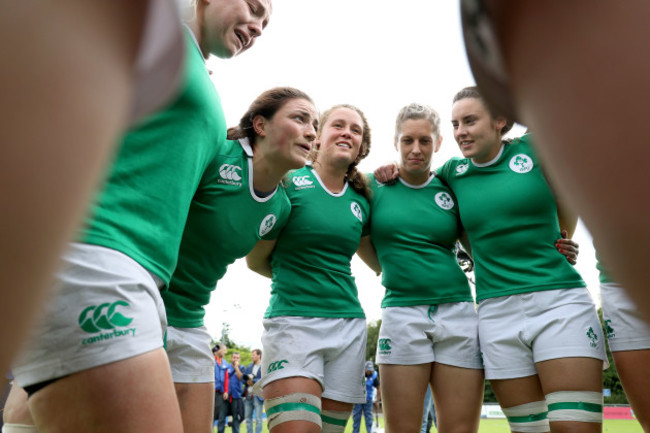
left=378, top=338, right=392, bottom=355
left=78, top=300, right=137, bottom=345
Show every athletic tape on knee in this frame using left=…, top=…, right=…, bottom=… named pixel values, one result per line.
left=1, top=424, right=40, bottom=433
left=264, top=392, right=322, bottom=430
left=546, top=391, right=603, bottom=423
left=502, top=401, right=549, bottom=433
left=321, top=410, right=350, bottom=433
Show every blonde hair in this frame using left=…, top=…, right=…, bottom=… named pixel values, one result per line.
left=394, top=103, right=441, bottom=143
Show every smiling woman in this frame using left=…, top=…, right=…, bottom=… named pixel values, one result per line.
left=246, top=104, right=373, bottom=433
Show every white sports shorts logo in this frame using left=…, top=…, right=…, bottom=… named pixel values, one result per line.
left=259, top=214, right=277, bottom=237
left=456, top=163, right=469, bottom=175
left=351, top=202, right=363, bottom=222
left=293, top=175, right=313, bottom=187
left=509, top=154, right=533, bottom=173
left=435, top=192, right=454, bottom=210
left=219, top=164, right=242, bottom=181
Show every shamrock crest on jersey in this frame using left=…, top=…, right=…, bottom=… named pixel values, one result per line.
left=259, top=214, right=277, bottom=238
left=435, top=192, right=454, bottom=210
left=455, top=162, right=469, bottom=176
left=351, top=202, right=363, bottom=222
left=218, top=164, right=242, bottom=186
left=509, top=154, right=533, bottom=173
left=292, top=174, right=314, bottom=190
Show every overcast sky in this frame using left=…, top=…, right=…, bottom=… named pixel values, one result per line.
left=203, top=0, right=600, bottom=349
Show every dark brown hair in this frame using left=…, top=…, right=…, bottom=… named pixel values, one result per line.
left=227, top=87, right=314, bottom=144
left=453, top=86, right=514, bottom=136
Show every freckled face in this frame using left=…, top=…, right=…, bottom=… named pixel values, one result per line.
left=316, top=107, right=364, bottom=167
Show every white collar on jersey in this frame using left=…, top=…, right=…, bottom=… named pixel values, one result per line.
left=398, top=172, right=435, bottom=189
left=238, top=137, right=278, bottom=202
left=471, top=143, right=505, bottom=168
left=239, top=137, right=254, bottom=157
left=183, top=24, right=205, bottom=64
left=309, top=166, right=348, bottom=197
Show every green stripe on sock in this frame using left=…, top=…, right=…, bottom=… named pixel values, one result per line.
left=548, top=402, right=603, bottom=413
left=321, top=415, right=347, bottom=426
left=507, top=412, right=548, bottom=423
left=266, top=402, right=320, bottom=417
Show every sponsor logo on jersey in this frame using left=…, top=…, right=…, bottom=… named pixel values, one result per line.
left=78, top=300, right=136, bottom=345
left=259, top=214, right=277, bottom=237
left=586, top=326, right=599, bottom=348
left=455, top=163, right=469, bottom=175
left=218, top=164, right=243, bottom=186
left=378, top=338, right=392, bottom=356
left=509, top=154, right=533, bottom=173
left=292, top=175, right=314, bottom=189
left=351, top=202, right=363, bottom=222
left=267, top=359, right=289, bottom=373
left=435, top=192, right=454, bottom=210
left=604, top=319, right=615, bottom=339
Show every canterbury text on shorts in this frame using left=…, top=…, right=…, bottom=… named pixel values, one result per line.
left=478, top=288, right=607, bottom=380
left=257, top=316, right=367, bottom=404
left=601, top=282, right=650, bottom=352
left=375, top=303, right=483, bottom=369
left=166, top=325, right=215, bottom=383
left=12, top=243, right=167, bottom=387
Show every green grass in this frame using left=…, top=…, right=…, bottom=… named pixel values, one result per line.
left=223, top=417, right=643, bottom=433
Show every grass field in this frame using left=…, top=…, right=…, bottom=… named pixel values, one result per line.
left=222, top=417, right=644, bottom=432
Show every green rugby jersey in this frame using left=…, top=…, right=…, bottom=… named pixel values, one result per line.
left=368, top=173, right=473, bottom=307
left=265, top=165, right=370, bottom=318
left=81, top=28, right=226, bottom=284
left=163, top=139, right=292, bottom=328
left=438, top=134, right=585, bottom=300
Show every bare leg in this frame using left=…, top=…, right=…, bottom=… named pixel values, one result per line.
left=3, top=385, right=33, bottom=426
left=537, top=357, right=603, bottom=433
left=0, top=0, right=147, bottom=375
left=610, top=350, right=650, bottom=432
left=263, top=377, right=322, bottom=433
left=490, top=375, right=549, bottom=433
left=28, top=349, right=183, bottom=433
left=321, top=398, right=353, bottom=432
left=379, top=364, right=430, bottom=433
left=175, top=382, right=216, bottom=433
left=431, top=363, right=484, bottom=433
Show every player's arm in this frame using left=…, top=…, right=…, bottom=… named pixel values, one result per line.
left=246, top=239, right=277, bottom=278
left=357, top=236, right=381, bottom=275
left=547, top=176, right=580, bottom=264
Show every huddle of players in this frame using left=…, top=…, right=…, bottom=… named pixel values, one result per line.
left=4, top=2, right=650, bottom=433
